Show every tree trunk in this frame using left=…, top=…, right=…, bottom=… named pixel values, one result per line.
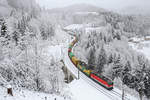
left=122, top=75, right=125, bottom=100
left=139, top=91, right=143, bottom=100
left=78, top=69, right=80, bottom=80
left=34, top=39, right=40, bottom=91
left=122, top=82, right=125, bottom=100
left=7, top=88, right=13, bottom=96
left=140, top=95, right=142, bottom=100
left=25, top=46, right=28, bottom=63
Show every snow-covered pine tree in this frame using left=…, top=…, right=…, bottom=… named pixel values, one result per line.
left=96, top=45, right=107, bottom=73
left=87, top=47, right=96, bottom=68
left=112, top=54, right=122, bottom=78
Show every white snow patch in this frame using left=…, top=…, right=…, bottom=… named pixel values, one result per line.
left=68, top=79, right=110, bottom=100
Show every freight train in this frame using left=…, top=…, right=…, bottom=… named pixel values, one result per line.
left=68, top=36, right=113, bottom=90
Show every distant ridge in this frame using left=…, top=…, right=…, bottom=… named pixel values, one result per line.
left=48, top=3, right=107, bottom=13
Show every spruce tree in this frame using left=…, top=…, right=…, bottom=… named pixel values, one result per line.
left=88, top=47, right=95, bottom=68
left=96, top=46, right=106, bottom=73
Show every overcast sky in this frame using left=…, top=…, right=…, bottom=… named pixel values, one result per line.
left=36, top=0, right=150, bottom=14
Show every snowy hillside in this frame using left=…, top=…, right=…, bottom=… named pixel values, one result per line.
left=0, top=0, right=71, bottom=99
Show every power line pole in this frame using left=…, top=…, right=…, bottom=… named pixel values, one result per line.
left=78, top=69, right=80, bottom=80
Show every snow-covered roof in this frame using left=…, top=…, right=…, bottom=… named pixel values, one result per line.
left=85, top=27, right=102, bottom=33
left=64, top=24, right=84, bottom=30
left=74, top=12, right=99, bottom=16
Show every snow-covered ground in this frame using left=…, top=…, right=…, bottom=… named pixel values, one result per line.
left=69, top=79, right=110, bottom=100
left=0, top=86, right=65, bottom=100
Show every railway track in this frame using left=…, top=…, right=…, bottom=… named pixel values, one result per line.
left=63, top=30, right=130, bottom=100
left=74, top=60, right=129, bottom=99
left=69, top=56, right=130, bottom=100
left=80, top=72, right=118, bottom=100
